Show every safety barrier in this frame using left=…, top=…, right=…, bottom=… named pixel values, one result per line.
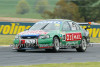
left=0, top=22, right=34, bottom=35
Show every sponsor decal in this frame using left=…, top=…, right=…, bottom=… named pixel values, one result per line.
left=39, top=44, right=53, bottom=48
left=55, top=23, right=60, bottom=26
left=19, top=30, right=48, bottom=35
left=0, top=22, right=33, bottom=35
left=25, top=39, right=36, bottom=44
left=66, top=33, right=82, bottom=41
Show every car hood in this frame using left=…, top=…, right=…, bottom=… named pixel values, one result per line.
left=18, top=30, right=49, bottom=36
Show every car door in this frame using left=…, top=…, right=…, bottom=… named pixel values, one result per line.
left=61, top=21, right=72, bottom=47
left=67, top=21, right=83, bottom=45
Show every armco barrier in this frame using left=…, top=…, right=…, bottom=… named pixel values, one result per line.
left=0, top=22, right=100, bottom=38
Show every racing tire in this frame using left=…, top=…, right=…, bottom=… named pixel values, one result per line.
left=53, top=37, right=60, bottom=52
left=76, top=38, right=87, bottom=52
left=17, top=49, right=26, bottom=52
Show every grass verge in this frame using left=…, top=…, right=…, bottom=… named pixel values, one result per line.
left=90, top=38, right=100, bottom=43
left=0, top=35, right=15, bottom=45
left=0, top=62, right=100, bottom=67
left=0, top=35, right=100, bottom=45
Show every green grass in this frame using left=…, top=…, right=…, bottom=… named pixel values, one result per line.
left=90, top=38, right=100, bottom=43
left=0, top=0, right=59, bottom=19
left=0, top=35, right=15, bottom=45
left=0, top=62, right=100, bottom=67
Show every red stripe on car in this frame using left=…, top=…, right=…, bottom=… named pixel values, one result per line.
left=21, top=40, right=25, bottom=44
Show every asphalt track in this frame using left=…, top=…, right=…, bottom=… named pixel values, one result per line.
left=0, top=44, right=100, bottom=66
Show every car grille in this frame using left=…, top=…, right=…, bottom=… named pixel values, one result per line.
left=21, top=36, right=38, bottom=39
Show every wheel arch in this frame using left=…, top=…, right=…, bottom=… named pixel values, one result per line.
left=82, top=36, right=87, bottom=42
left=53, top=35, right=60, bottom=42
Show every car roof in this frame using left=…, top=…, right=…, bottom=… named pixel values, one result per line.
left=39, top=19, right=72, bottom=23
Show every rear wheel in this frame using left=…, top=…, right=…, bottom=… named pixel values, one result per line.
left=53, top=37, right=60, bottom=52
left=76, top=38, right=87, bottom=52
left=17, top=49, right=26, bottom=52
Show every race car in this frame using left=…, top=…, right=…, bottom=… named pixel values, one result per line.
left=13, top=19, right=90, bottom=52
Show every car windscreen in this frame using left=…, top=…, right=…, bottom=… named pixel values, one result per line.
left=29, top=21, right=61, bottom=30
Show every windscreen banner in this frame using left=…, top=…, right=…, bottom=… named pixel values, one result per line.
left=0, top=22, right=100, bottom=38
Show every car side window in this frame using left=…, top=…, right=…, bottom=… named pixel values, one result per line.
left=75, top=23, right=80, bottom=30
left=62, top=22, right=71, bottom=31
left=71, top=22, right=77, bottom=30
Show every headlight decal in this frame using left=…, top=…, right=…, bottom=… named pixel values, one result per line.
left=39, top=35, right=50, bottom=39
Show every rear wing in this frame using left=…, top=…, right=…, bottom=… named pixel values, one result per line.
left=77, top=22, right=92, bottom=26
left=77, top=22, right=92, bottom=30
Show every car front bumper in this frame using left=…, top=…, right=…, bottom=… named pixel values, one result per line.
left=13, top=38, right=53, bottom=50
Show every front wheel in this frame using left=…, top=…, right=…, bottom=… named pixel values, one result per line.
left=53, top=37, right=60, bottom=52
left=76, top=38, right=87, bottom=52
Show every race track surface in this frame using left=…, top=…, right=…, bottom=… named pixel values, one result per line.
left=0, top=44, right=100, bottom=66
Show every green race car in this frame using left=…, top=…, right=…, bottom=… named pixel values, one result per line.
left=13, top=19, right=90, bottom=52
